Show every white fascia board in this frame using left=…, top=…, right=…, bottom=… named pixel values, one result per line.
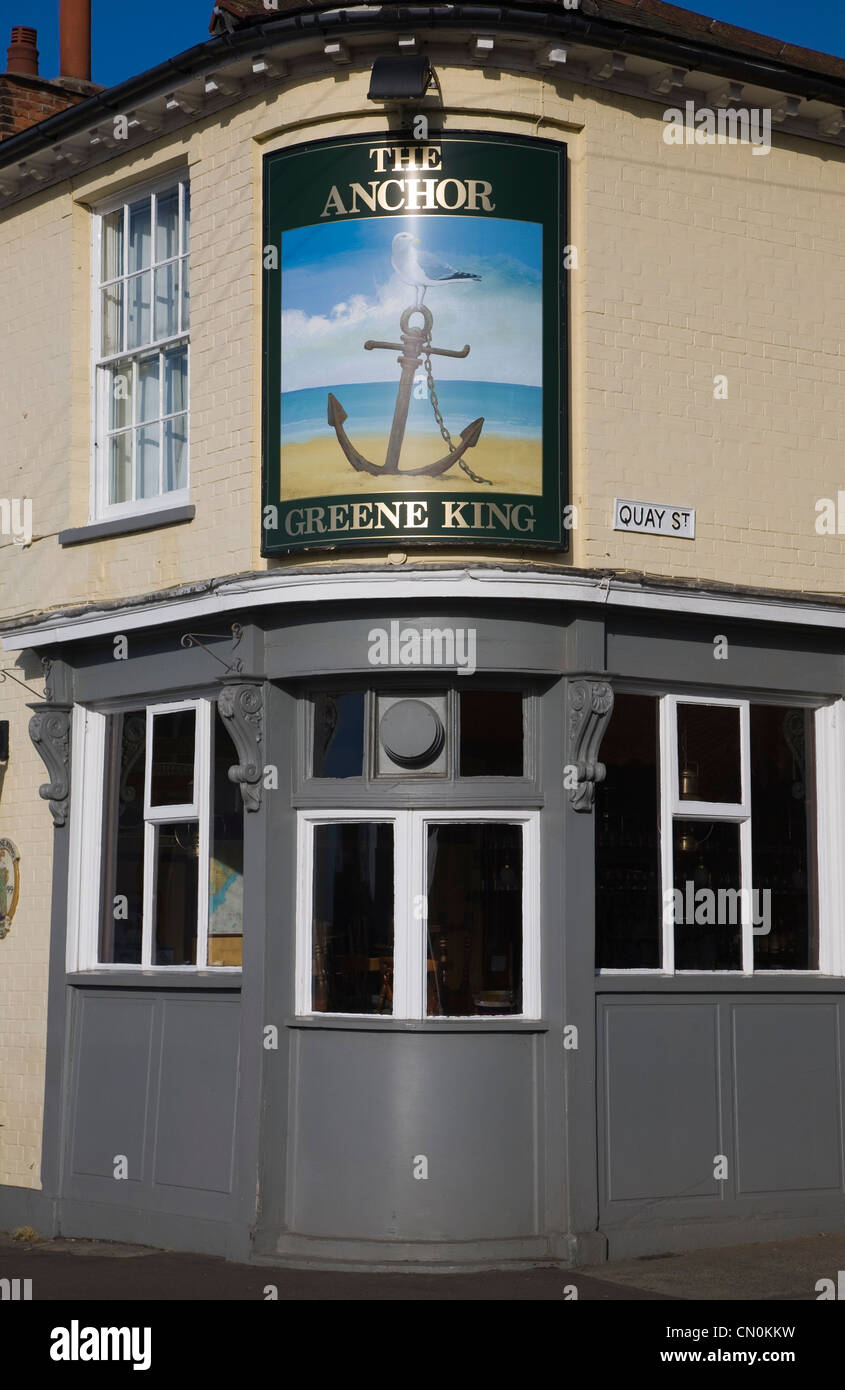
left=3, top=568, right=845, bottom=650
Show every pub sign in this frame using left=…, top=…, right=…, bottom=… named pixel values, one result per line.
left=262, top=133, right=567, bottom=553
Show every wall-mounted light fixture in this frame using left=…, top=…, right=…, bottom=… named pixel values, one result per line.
left=367, top=55, right=433, bottom=102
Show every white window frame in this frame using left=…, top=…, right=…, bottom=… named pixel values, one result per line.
left=67, top=696, right=239, bottom=972
left=602, top=691, right=839, bottom=976
left=296, top=807, right=541, bottom=1019
left=90, top=170, right=190, bottom=523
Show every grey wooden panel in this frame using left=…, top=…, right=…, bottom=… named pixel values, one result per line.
left=732, top=1003, right=843, bottom=1195
left=152, top=998, right=240, bottom=1194
left=602, top=1003, right=721, bottom=1204
left=69, top=995, right=154, bottom=1183
left=289, top=1029, right=539, bottom=1240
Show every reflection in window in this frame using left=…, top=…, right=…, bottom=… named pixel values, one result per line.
left=208, top=708, right=244, bottom=967
left=426, top=823, right=522, bottom=1016
left=677, top=703, right=741, bottom=803
left=751, top=706, right=817, bottom=970
left=673, top=820, right=742, bottom=970
left=459, top=692, right=524, bottom=776
left=99, top=709, right=146, bottom=964
left=596, top=694, right=661, bottom=968
left=313, top=693, right=365, bottom=778
left=312, top=823, right=394, bottom=1013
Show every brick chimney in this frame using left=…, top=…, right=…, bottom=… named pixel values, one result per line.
left=1, top=4, right=98, bottom=144
left=6, top=26, right=39, bottom=77
left=60, top=0, right=92, bottom=84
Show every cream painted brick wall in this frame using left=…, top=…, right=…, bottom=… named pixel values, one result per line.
left=0, top=675, right=52, bottom=1189
left=1, top=66, right=843, bottom=624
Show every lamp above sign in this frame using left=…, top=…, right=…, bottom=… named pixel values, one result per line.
left=613, top=498, right=695, bottom=539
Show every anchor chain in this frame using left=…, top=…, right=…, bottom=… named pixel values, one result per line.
left=423, top=341, right=492, bottom=486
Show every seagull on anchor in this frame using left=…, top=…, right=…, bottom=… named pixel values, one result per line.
left=391, top=231, right=481, bottom=308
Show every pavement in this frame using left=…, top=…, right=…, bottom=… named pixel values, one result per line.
left=1, top=1228, right=843, bottom=1300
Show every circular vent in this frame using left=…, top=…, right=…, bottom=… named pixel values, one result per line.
left=379, top=699, right=445, bottom=768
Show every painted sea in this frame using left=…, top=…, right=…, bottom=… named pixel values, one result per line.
left=281, top=381, right=542, bottom=446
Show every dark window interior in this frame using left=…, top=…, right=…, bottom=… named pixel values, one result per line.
left=672, top=819, right=742, bottom=970
left=313, top=692, right=365, bottom=778
left=311, top=822, right=394, bottom=1013
left=595, top=693, right=661, bottom=969
left=99, top=709, right=146, bottom=964
left=150, top=707, right=196, bottom=805
left=459, top=691, right=524, bottom=776
left=677, top=702, right=741, bottom=803
left=154, top=823, right=199, bottom=965
left=426, top=822, right=522, bottom=1016
left=750, top=705, right=817, bottom=970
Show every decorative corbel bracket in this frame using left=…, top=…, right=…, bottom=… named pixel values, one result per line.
left=217, top=676, right=265, bottom=812
left=27, top=702, right=72, bottom=826
left=567, top=679, right=614, bottom=813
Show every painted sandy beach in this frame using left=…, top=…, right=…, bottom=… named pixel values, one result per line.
left=280, top=432, right=542, bottom=498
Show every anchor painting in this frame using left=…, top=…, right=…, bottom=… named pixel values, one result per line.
left=262, top=133, right=567, bottom=551
left=279, top=214, right=543, bottom=499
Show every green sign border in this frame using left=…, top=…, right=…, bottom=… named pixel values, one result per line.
left=262, top=131, right=568, bottom=555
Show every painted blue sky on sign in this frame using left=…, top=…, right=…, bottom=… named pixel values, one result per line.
left=280, top=215, right=542, bottom=392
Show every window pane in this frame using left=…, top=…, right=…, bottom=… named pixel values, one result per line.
left=672, top=820, right=742, bottom=970
left=164, top=418, right=187, bottom=491
left=180, top=256, right=190, bottom=330
left=109, top=432, right=132, bottom=504
left=138, top=355, right=159, bottom=423
left=154, top=263, right=178, bottom=340
left=182, top=184, right=190, bottom=253
left=459, top=691, right=523, bottom=776
left=108, top=362, right=132, bottom=430
left=426, top=823, right=522, bottom=1016
left=596, top=693, right=661, bottom=968
left=136, top=425, right=159, bottom=498
left=150, top=708, right=196, bottom=806
left=751, top=706, right=817, bottom=970
left=101, top=284, right=123, bottom=356
left=677, top=704, right=741, bottom=803
left=154, top=823, right=199, bottom=965
left=127, top=271, right=152, bottom=349
left=102, top=208, right=124, bottom=281
left=128, top=198, right=152, bottom=272
left=208, top=708, right=244, bottom=967
left=99, top=711, right=146, bottom=963
left=156, top=187, right=179, bottom=261
left=312, top=823, right=394, bottom=1013
left=164, top=345, right=187, bottom=414
left=313, top=692, right=364, bottom=777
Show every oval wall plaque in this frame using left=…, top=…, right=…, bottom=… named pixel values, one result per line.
left=0, top=838, right=20, bottom=939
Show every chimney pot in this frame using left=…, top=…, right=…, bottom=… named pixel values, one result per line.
left=60, top=0, right=91, bottom=83
left=6, top=26, right=39, bottom=77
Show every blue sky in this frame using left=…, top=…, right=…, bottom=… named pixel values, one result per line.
left=4, top=0, right=845, bottom=88
left=281, top=216, right=543, bottom=390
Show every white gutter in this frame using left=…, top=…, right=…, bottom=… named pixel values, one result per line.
left=2, top=567, right=845, bottom=651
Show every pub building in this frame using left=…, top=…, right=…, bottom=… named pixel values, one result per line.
left=1, top=0, right=844, bottom=1271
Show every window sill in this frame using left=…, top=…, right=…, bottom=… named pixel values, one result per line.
left=287, top=1015, right=547, bottom=1032
left=68, top=970, right=240, bottom=990
left=596, top=972, right=839, bottom=991
left=58, top=504, right=195, bottom=547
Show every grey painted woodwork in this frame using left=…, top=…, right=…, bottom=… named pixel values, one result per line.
left=4, top=596, right=845, bottom=1265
